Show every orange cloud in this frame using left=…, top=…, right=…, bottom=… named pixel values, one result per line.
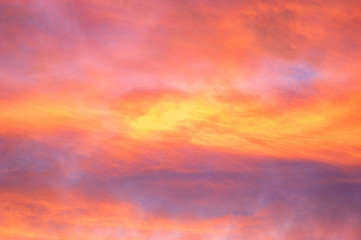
left=1, top=0, right=361, bottom=239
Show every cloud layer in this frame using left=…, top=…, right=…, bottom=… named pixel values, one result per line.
left=1, top=0, right=361, bottom=239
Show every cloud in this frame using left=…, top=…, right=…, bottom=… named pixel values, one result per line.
left=1, top=0, right=361, bottom=239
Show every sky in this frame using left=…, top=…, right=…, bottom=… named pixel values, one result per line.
left=0, top=0, right=361, bottom=239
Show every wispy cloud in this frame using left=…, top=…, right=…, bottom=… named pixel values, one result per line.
left=0, top=0, right=360, bottom=239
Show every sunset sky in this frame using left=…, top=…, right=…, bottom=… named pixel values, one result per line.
left=1, top=0, right=361, bottom=239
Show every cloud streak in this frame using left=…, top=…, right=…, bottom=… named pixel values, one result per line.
left=0, top=0, right=361, bottom=239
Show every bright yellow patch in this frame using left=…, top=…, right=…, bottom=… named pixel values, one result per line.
left=129, top=99, right=216, bottom=133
